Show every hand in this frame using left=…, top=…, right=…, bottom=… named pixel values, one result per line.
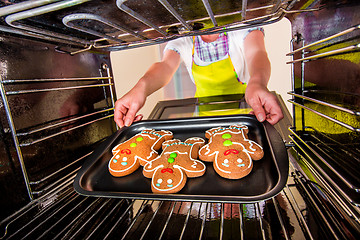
left=114, top=88, right=146, bottom=128
left=245, top=82, right=284, bottom=125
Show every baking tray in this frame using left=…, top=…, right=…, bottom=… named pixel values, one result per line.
left=74, top=114, right=289, bottom=203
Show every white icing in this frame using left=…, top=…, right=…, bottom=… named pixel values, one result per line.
left=143, top=162, right=164, bottom=173
left=112, top=129, right=173, bottom=171
left=213, top=151, right=231, bottom=174
left=161, top=140, right=206, bottom=173
left=148, top=138, right=206, bottom=192
left=122, top=157, right=127, bottom=161
left=201, top=124, right=262, bottom=175
left=108, top=155, right=137, bottom=173
left=167, top=179, right=173, bottom=184
left=152, top=165, right=184, bottom=192
left=206, top=142, right=253, bottom=174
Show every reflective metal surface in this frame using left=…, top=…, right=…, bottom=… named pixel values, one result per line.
left=0, top=0, right=359, bottom=239
left=0, top=0, right=297, bottom=53
left=0, top=34, right=116, bottom=220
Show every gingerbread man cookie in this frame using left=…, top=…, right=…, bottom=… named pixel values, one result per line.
left=143, top=137, right=206, bottom=193
left=108, top=129, right=173, bottom=177
left=199, top=124, right=264, bottom=179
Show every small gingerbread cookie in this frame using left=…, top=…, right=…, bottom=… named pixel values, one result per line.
left=199, top=124, right=263, bottom=179
left=143, top=137, right=206, bottom=193
left=108, top=129, right=173, bottom=177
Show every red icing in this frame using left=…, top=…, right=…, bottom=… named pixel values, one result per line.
left=161, top=168, right=174, bottom=174
left=120, top=149, right=131, bottom=154
left=224, top=149, right=239, bottom=155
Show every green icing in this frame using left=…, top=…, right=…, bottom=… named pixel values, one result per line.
left=222, top=133, right=232, bottom=139
left=223, top=140, right=233, bottom=146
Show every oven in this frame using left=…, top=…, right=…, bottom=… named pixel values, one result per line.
left=0, top=0, right=359, bottom=239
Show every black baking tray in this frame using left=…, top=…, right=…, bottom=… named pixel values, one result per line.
left=74, top=114, right=289, bottom=203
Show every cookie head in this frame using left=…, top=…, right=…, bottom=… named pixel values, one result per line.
left=108, top=148, right=140, bottom=177
left=199, top=125, right=264, bottom=179
left=151, top=167, right=187, bottom=193
left=214, top=147, right=253, bottom=179
left=143, top=137, right=206, bottom=193
left=109, top=129, right=174, bottom=177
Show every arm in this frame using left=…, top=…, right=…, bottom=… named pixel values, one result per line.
left=243, top=30, right=283, bottom=125
left=114, top=49, right=181, bottom=128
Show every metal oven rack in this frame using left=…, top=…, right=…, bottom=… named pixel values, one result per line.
left=286, top=22, right=360, bottom=239
left=0, top=0, right=302, bottom=54
left=0, top=93, right=351, bottom=240
left=1, top=1, right=359, bottom=239
left=0, top=63, right=116, bottom=201
left=0, top=161, right=323, bottom=240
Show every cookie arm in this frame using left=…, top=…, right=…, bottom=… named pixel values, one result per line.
left=242, top=140, right=264, bottom=160
left=199, top=144, right=216, bottom=162
left=175, top=160, right=206, bottom=178
left=142, top=157, right=164, bottom=178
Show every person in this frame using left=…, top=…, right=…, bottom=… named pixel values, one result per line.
left=114, top=27, right=284, bottom=128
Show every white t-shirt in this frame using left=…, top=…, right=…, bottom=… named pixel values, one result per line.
left=164, top=28, right=264, bottom=83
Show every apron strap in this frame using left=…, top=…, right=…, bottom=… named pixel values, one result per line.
left=192, top=34, right=244, bottom=84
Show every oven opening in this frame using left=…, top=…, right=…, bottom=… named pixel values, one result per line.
left=1, top=0, right=359, bottom=239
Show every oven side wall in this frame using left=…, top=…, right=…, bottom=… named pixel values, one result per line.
left=286, top=0, right=360, bottom=238
left=289, top=0, right=360, bottom=140
left=0, top=35, right=117, bottom=221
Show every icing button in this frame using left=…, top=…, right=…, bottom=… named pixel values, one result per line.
left=169, top=152, right=177, bottom=158
left=130, top=143, right=137, bottom=147
left=168, top=158, right=175, bottom=163
left=222, top=133, right=232, bottom=139
left=223, top=140, right=233, bottom=146
left=136, top=137, right=143, bottom=142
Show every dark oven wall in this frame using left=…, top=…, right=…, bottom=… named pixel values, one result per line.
left=0, top=34, right=117, bottom=221
left=286, top=0, right=360, bottom=237
left=289, top=0, right=360, bottom=142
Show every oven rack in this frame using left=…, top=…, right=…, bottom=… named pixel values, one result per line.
left=288, top=91, right=360, bottom=133
left=289, top=127, right=360, bottom=206
left=0, top=65, right=116, bottom=200
left=287, top=24, right=360, bottom=131
left=0, top=160, right=341, bottom=240
left=0, top=0, right=306, bottom=55
left=286, top=21, right=360, bottom=238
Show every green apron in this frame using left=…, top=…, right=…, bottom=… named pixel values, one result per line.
left=191, top=35, right=250, bottom=116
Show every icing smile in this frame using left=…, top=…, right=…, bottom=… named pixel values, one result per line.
left=155, top=177, right=174, bottom=188
left=237, top=158, right=245, bottom=167
left=222, top=159, right=230, bottom=167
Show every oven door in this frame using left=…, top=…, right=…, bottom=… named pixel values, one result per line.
left=148, top=93, right=292, bottom=142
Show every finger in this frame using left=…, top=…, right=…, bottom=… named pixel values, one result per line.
left=114, top=104, right=127, bottom=128
left=249, top=99, right=266, bottom=122
left=124, top=107, right=138, bottom=127
left=263, top=101, right=284, bottom=125
left=265, top=108, right=284, bottom=125
left=134, top=114, right=143, bottom=122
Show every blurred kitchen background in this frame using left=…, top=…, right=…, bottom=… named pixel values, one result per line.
left=110, top=18, right=292, bottom=119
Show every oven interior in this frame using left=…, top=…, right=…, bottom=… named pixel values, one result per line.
left=0, top=0, right=359, bottom=239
